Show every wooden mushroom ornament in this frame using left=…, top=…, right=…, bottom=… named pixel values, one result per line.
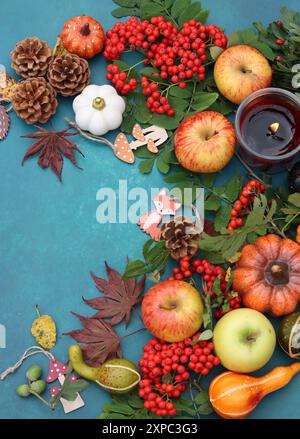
left=73, top=84, right=125, bottom=136
left=47, top=359, right=84, bottom=413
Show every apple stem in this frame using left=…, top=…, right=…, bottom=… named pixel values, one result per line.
left=159, top=304, right=177, bottom=311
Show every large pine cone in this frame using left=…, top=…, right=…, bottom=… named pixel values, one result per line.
left=161, top=216, right=201, bottom=260
left=47, top=53, right=90, bottom=97
left=12, top=77, right=57, bottom=124
left=11, top=37, right=52, bottom=79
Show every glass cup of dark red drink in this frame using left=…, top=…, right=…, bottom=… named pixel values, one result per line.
left=235, top=88, right=300, bottom=172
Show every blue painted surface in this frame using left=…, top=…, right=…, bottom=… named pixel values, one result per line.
left=0, top=0, right=299, bottom=420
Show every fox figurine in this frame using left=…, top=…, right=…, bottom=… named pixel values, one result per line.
left=138, top=189, right=181, bottom=241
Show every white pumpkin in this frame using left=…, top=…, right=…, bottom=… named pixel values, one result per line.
left=73, top=84, right=126, bottom=136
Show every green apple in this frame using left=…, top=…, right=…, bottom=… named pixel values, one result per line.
left=213, top=308, right=276, bottom=373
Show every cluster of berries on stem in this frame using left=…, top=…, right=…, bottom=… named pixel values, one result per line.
left=141, top=76, right=175, bottom=115
left=167, top=256, right=241, bottom=319
left=139, top=334, right=220, bottom=417
left=104, top=16, right=227, bottom=114
left=106, top=64, right=138, bottom=95
left=228, top=180, right=266, bottom=231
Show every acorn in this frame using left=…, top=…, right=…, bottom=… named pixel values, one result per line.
left=278, top=312, right=300, bottom=359
left=288, top=161, right=300, bottom=193
left=26, top=365, right=42, bottom=382
left=16, top=384, right=30, bottom=398
left=30, top=380, right=47, bottom=395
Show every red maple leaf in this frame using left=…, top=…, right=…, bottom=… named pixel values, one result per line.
left=21, top=126, right=83, bottom=180
left=84, top=262, right=146, bottom=327
left=64, top=313, right=122, bottom=367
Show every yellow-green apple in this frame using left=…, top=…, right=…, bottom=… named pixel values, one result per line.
left=174, top=111, right=236, bottom=173
left=213, top=308, right=276, bottom=373
left=141, top=280, right=203, bottom=342
left=214, top=45, right=272, bottom=104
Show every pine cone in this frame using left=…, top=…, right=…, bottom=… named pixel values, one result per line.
left=161, top=216, right=201, bottom=260
left=47, top=53, right=90, bottom=97
left=12, top=77, right=58, bottom=124
left=11, top=37, right=52, bottom=79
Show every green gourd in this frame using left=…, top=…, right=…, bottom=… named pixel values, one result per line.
left=69, top=345, right=141, bottom=394
left=278, top=312, right=300, bottom=359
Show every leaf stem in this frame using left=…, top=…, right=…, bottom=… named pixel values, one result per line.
left=35, top=305, right=41, bottom=318
left=189, top=381, right=201, bottom=419
left=121, top=327, right=146, bottom=340
left=133, top=307, right=144, bottom=324
left=187, top=81, right=198, bottom=114
left=191, top=379, right=204, bottom=392
left=124, top=59, right=146, bottom=75
left=281, top=211, right=300, bottom=233
left=202, top=184, right=233, bottom=206
left=157, top=1, right=178, bottom=27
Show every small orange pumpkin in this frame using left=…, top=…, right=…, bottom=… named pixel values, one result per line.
left=233, top=234, right=300, bottom=317
left=60, top=16, right=105, bottom=59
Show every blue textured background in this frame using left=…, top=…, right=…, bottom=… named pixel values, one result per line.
left=0, top=0, right=299, bottom=420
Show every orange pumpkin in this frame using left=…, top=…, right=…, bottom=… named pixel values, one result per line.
left=233, top=234, right=300, bottom=317
left=61, top=16, right=105, bottom=59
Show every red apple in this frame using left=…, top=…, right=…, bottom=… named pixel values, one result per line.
left=214, top=45, right=272, bottom=105
left=174, top=111, right=236, bottom=173
left=141, top=280, right=204, bottom=342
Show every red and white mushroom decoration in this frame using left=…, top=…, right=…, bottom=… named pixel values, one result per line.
left=46, top=359, right=68, bottom=383
left=47, top=359, right=84, bottom=413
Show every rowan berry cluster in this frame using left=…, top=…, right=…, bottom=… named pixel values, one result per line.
left=104, top=16, right=227, bottom=114
left=228, top=180, right=266, bottom=231
left=141, top=76, right=175, bottom=115
left=167, top=256, right=242, bottom=319
left=139, top=335, right=220, bottom=417
left=106, top=64, right=138, bottom=95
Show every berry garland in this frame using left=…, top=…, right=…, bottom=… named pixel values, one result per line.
left=104, top=16, right=227, bottom=116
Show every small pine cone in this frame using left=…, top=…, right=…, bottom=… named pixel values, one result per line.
left=47, top=53, right=90, bottom=97
left=12, top=77, right=57, bottom=124
left=11, top=37, right=52, bottom=79
left=161, top=216, right=201, bottom=260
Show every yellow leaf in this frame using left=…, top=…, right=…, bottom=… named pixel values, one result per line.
left=31, top=306, right=57, bottom=350
left=227, top=252, right=242, bottom=264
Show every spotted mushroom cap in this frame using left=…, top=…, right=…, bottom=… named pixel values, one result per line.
left=50, top=386, right=60, bottom=397
left=114, top=133, right=135, bottom=164
left=46, top=359, right=68, bottom=383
